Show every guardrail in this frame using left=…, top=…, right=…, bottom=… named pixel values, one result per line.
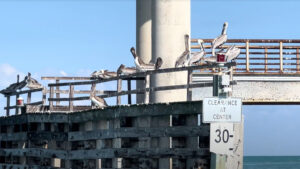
left=45, top=63, right=234, bottom=112
left=191, top=39, right=300, bottom=73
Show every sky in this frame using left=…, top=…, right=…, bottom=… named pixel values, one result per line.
left=1, top=0, right=300, bottom=156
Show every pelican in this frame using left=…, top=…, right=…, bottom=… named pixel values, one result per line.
left=175, top=34, right=190, bottom=67
left=91, top=70, right=117, bottom=79
left=0, top=75, right=22, bottom=94
left=212, top=22, right=228, bottom=56
left=188, top=39, right=206, bottom=66
left=117, top=64, right=137, bottom=75
left=130, top=47, right=163, bottom=71
left=203, top=55, right=217, bottom=64
left=26, top=73, right=43, bottom=90
left=90, top=94, right=108, bottom=108
left=225, top=45, right=240, bottom=62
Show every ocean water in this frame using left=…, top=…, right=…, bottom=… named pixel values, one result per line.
left=244, top=156, right=300, bottom=169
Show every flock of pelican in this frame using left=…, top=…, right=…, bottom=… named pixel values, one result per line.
left=0, top=22, right=240, bottom=109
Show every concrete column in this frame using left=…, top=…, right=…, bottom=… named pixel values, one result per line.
left=151, top=0, right=190, bottom=103
left=136, top=0, right=152, bottom=103
left=151, top=1, right=191, bottom=168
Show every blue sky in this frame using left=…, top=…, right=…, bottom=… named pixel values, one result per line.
left=0, top=0, right=300, bottom=156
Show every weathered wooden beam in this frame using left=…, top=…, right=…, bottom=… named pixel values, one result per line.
left=49, top=86, right=54, bottom=111
left=127, top=80, right=132, bottom=104
left=117, top=78, right=122, bottom=105
left=48, top=83, right=213, bottom=102
left=48, top=63, right=235, bottom=87
left=68, top=126, right=209, bottom=141
left=0, top=148, right=67, bottom=159
left=0, top=132, right=27, bottom=141
left=69, top=148, right=209, bottom=159
left=4, top=88, right=43, bottom=97
left=69, top=85, right=74, bottom=112
left=6, top=96, right=10, bottom=116
left=69, top=101, right=202, bottom=123
left=56, top=80, right=60, bottom=106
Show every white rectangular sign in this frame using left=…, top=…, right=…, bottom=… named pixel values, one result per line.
left=203, top=97, right=242, bottom=123
left=210, top=123, right=234, bottom=155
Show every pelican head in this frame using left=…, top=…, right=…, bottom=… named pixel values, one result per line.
left=130, top=47, right=137, bottom=59
left=117, top=64, right=125, bottom=74
left=197, top=39, right=204, bottom=44
left=222, top=22, right=228, bottom=35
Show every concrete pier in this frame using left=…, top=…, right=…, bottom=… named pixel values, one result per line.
left=151, top=0, right=191, bottom=168
left=150, top=0, right=190, bottom=103
left=136, top=0, right=152, bottom=103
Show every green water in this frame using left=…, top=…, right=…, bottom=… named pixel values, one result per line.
left=244, top=156, right=300, bottom=169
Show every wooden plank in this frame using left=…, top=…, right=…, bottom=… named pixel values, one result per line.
left=91, top=83, right=96, bottom=107
left=42, top=88, right=47, bottom=105
left=48, top=82, right=213, bottom=102
left=280, top=41, right=283, bottom=72
left=69, top=148, right=209, bottom=159
left=265, top=48, right=268, bottom=73
left=68, top=126, right=209, bottom=141
left=117, top=78, right=122, bottom=105
left=27, top=92, right=31, bottom=104
left=187, top=69, right=193, bottom=101
left=27, top=131, right=67, bottom=141
left=4, top=88, right=43, bottom=96
left=144, top=75, right=150, bottom=104
left=69, top=101, right=203, bottom=123
left=6, top=96, right=10, bottom=116
left=56, top=80, right=60, bottom=106
left=0, top=148, right=67, bottom=159
left=15, top=94, right=19, bottom=115
left=48, top=62, right=236, bottom=87
left=127, top=80, right=132, bottom=104
left=0, top=132, right=27, bottom=141
left=236, top=57, right=299, bottom=60
left=49, top=86, right=54, bottom=111
left=297, top=48, right=299, bottom=72
left=69, top=85, right=74, bottom=111
left=41, top=76, right=92, bottom=80
left=246, top=41, right=250, bottom=72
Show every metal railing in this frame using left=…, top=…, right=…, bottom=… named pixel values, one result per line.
left=191, top=39, right=300, bottom=74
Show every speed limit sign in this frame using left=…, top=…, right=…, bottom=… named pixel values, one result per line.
left=210, top=123, right=234, bottom=155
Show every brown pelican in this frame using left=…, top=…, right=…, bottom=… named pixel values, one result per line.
left=130, top=47, right=163, bottom=71
left=188, top=39, right=206, bottom=66
left=203, top=55, right=217, bottom=64
left=175, top=34, right=190, bottom=67
left=26, top=73, right=43, bottom=90
left=225, top=45, right=240, bottom=62
left=91, top=70, right=117, bottom=79
left=117, top=64, right=137, bottom=75
left=0, top=75, right=29, bottom=94
left=212, top=22, right=228, bottom=56
left=90, top=94, right=108, bottom=108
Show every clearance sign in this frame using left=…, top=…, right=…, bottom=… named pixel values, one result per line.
left=203, top=97, right=242, bottom=123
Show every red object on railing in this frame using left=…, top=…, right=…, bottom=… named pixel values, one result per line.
left=17, top=97, right=24, bottom=107
left=217, top=54, right=226, bottom=62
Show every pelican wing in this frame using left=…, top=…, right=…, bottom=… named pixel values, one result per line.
left=175, top=50, right=189, bottom=67
left=212, top=34, right=228, bottom=56
left=189, top=51, right=205, bottom=65
left=226, top=46, right=240, bottom=62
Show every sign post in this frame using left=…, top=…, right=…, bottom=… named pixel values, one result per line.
left=204, top=64, right=243, bottom=169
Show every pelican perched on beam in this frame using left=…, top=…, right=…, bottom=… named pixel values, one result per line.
left=0, top=75, right=25, bottom=94
left=117, top=64, right=137, bottom=75
left=225, top=45, right=240, bottom=62
left=188, top=39, right=206, bottom=66
left=212, top=22, right=228, bottom=56
left=90, top=94, right=108, bottom=108
left=26, top=73, right=43, bottom=90
left=175, top=34, right=190, bottom=67
left=91, top=70, right=118, bottom=79
left=130, top=47, right=163, bottom=71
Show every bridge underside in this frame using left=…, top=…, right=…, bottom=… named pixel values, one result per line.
left=192, top=74, right=300, bottom=104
